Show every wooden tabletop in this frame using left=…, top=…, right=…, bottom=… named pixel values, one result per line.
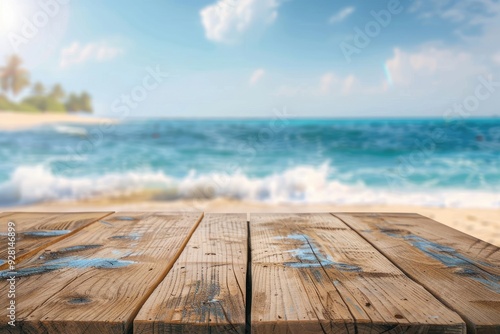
left=0, top=212, right=498, bottom=334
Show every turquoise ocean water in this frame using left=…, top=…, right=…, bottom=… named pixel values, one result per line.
left=0, top=118, right=499, bottom=207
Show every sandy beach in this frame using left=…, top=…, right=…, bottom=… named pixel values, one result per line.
left=0, top=111, right=116, bottom=131
left=4, top=198, right=500, bottom=246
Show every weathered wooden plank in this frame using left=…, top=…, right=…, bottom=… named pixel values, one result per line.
left=0, top=212, right=113, bottom=270
left=134, top=213, right=247, bottom=333
left=0, top=212, right=203, bottom=334
left=335, top=212, right=500, bottom=334
left=250, top=213, right=465, bottom=334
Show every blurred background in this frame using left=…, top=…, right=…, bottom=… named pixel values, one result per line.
left=0, top=0, right=499, bottom=244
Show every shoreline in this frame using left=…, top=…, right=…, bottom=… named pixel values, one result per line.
left=2, top=198, right=499, bottom=246
left=0, top=111, right=117, bottom=131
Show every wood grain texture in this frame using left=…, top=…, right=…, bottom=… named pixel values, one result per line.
left=250, top=213, right=465, bottom=334
left=134, top=213, right=247, bottom=334
left=335, top=212, right=500, bottom=334
left=0, top=212, right=203, bottom=334
left=0, top=212, right=113, bottom=270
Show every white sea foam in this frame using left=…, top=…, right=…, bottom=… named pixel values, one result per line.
left=52, top=125, right=88, bottom=137
left=0, top=164, right=498, bottom=208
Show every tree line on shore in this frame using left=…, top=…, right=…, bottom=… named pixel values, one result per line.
left=0, top=55, right=93, bottom=113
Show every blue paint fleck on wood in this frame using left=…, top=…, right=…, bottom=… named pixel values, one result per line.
left=68, top=296, right=92, bottom=304
left=39, top=245, right=103, bottom=260
left=109, top=232, right=141, bottom=240
left=24, top=230, right=72, bottom=237
left=380, top=229, right=500, bottom=293
left=99, top=220, right=113, bottom=226
left=115, top=216, right=137, bottom=221
left=278, top=234, right=361, bottom=271
left=56, top=245, right=102, bottom=253
left=0, top=256, right=135, bottom=278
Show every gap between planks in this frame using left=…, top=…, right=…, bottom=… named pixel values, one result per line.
left=249, top=213, right=465, bottom=334
left=4, top=212, right=495, bottom=333
left=245, top=216, right=252, bottom=334
left=133, top=213, right=247, bottom=333
left=0, top=212, right=205, bottom=334
left=333, top=212, right=500, bottom=334
left=331, top=212, right=466, bottom=326
left=127, top=212, right=205, bottom=333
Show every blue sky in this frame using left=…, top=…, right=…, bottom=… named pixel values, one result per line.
left=1, top=0, right=499, bottom=117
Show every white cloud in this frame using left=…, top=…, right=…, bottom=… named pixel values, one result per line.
left=275, top=40, right=495, bottom=114
left=200, top=0, right=281, bottom=44
left=276, top=72, right=357, bottom=97
left=249, top=68, right=266, bottom=86
left=385, top=47, right=482, bottom=88
left=410, top=0, right=500, bottom=32
left=60, top=42, right=123, bottom=68
left=379, top=44, right=500, bottom=116
left=341, top=75, right=356, bottom=95
left=328, top=6, right=355, bottom=24
left=319, top=72, right=357, bottom=95
left=493, top=52, right=500, bottom=65
left=319, top=73, right=334, bottom=93
left=408, top=0, right=500, bottom=73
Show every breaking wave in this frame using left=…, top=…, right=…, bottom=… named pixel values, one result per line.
left=0, top=164, right=498, bottom=208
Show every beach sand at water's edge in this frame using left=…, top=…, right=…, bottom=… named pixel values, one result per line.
left=3, top=198, right=499, bottom=246
left=0, top=111, right=116, bottom=131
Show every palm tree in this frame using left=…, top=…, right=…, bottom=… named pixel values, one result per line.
left=65, top=93, right=79, bottom=112
left=50, top=84, right=65, bottom=101
left=79, top=91, right=93, bottom=113
left=32, top=82, right=45, bottom=96
left=0, top=70, right=7, bottom=95
left=0, top=55, right=30, bottom=98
